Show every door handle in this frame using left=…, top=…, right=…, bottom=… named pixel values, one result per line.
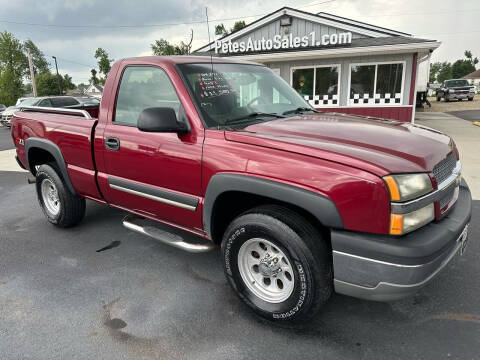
left=105, top=137, right=120, bottom=151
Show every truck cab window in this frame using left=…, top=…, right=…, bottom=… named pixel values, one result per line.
left=114, top=66, right=181, bottom=127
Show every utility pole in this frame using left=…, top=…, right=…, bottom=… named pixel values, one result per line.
left=27, top=50, right=37, bottom=97
left=52, top=56, right=62, bottom=95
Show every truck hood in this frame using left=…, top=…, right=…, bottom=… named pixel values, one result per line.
left=225, top=113, right=453, bottom=176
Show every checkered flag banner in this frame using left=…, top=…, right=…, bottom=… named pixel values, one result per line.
left=374, top=93, right=402, bottom=104
left=304, top=94, right=338, bottom=106
left=349, top=93, right=401, bottom=105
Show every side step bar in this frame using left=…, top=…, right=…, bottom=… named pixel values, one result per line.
left=122, top=215, right=216, bottom=253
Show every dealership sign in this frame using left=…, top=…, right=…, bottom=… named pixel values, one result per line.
left=214, top=31, right=352, bottom=54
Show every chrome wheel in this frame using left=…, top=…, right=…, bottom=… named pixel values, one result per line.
left=41, top=178, right=60, bottom=216
left=237, top=238, right=295, bottom=303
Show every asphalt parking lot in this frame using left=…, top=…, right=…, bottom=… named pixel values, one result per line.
left=1, top=126, right=479, bottom=360
left=0, top=126, right=13, bottom=151
left=447, top=110, right=480, bottom=122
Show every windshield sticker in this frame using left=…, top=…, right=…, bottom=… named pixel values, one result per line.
left=197, top=72, right=233, bottom=98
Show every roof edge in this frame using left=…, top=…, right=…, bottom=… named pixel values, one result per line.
left=194, top=6, right=414, bottom=53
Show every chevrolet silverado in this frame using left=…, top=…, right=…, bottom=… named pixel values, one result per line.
left=11, top=56, right=472, bottom=322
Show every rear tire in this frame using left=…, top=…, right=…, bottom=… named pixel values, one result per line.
left=436, top=95, right=441, bottom=102
left=36, top=164, right=86, bottom=227
left=221, top=205, right=332, bottom=322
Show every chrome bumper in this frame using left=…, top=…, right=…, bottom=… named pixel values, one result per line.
left=331, top=180, right=472, bottom=301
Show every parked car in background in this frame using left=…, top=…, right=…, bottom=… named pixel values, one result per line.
left=2, top=96, right=100, bottom=127
left=436, top=79, right=475, bottom=102
left=76, top=96, right=101, bottom=106
left=1, top=106, right=19, bottom=127
left=16, top=97, right=34, bottom=106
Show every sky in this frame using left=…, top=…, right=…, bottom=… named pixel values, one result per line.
left=0, top=0, right=479, bottom=84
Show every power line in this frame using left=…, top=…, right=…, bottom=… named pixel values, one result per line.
left=44, top=56, right=95, bottom=68
left=0, top=1, right=336, bottom=30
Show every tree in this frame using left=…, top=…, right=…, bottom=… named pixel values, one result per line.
left=464, top=50, right=479, bottom=66
left=90, top=69, right=99, bottom=85
left=451, top=59, right=476, bottom=79
left=0, top=31, right=27, bottom=106
left=35, top=71, right=62, bottom=96
left=429, top=62, right=441, bottom=83
left=23, top=39, right=49, bottom=75
left=215, top=24, right=227, bottom=36
left=151, top=39, right=189, bottom=55
left=430, top=51, right=478, bottom=83
left=231, top=21, right=246, bottom=33
left=94, top=47, right=113, bottom=78
left=62, top=74, right=75, bottom=90
left=437, top=62, right=452, bottom=83
left=430, top=61, right=452, bottom=83
left=215, top=21, right=246, bottom=37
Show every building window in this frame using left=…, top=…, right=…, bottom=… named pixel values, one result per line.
left=349, top=62, right=404, bottom=106
left=292, top=65, right=340, bottom=107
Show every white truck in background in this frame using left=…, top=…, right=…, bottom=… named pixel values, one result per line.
left=416, top=53, right=432, bottom=108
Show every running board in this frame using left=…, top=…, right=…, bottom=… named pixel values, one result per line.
left=122, top=215, right=216, bottom=253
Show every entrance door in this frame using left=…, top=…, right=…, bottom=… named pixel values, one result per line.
left=100, top=65, right=203, bottom=230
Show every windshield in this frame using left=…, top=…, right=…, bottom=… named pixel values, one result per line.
left=20, top=98, right=40, bottom=106
left=178, top=63, right=312, bottom=128
left=445, top=80, right=469, bottom=87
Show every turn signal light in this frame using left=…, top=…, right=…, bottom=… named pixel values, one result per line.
left=384, top=176, right=400, bottom=201
left=389, top=214, right=403, bottom=235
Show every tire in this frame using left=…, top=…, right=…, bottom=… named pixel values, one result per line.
left=36, top=164, right=86, bottom=227
left=468, top=97, right=474, bottom=101
left=436, top=95, right=441, bottom=102
left=221, top=205, right=332, bottom=322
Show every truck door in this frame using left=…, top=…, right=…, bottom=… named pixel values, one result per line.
left=98, top=65, right=204, bottom=231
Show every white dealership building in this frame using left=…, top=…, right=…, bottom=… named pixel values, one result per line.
left=194, top=7, right=441, bottom=122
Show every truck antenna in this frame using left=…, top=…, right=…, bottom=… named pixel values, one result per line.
left=205, top=7, right=214, bottom=75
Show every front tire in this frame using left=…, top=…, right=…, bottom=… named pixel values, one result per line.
left=36, top=164, right=86, bottom=227
left=221, top=205, right=332, bottom=322
left=468, top=97, right=474, bottom=101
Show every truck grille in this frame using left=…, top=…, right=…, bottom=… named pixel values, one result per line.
left=439, top=184, right=455, bottom=209
left=433, top=152, right=456, bottom=186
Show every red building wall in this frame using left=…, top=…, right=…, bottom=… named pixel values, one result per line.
left=316, top=106, right=413, bottom=122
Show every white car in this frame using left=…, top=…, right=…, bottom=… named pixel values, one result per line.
left=15, top=97, right=35, bottom=106
left=1, top=98, right=41, bottom=127
left=1, top=106, right=18, bottom=127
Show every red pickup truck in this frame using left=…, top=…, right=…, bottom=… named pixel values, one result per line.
left=11, top=56, right=471, bottom=322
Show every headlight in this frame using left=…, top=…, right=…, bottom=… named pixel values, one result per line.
left=390, top=203, right=435, bottom=235
left=449, top=89, right=455, bottom=93
left=469, top=88, right=475, bottom=93
left=383, top=174, right=433, bottom=202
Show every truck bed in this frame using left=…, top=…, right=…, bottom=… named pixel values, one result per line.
left=11, top=108, right=101, bottom=199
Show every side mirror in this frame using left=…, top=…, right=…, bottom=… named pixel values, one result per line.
left=137, top=107, right=188, bottom=133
